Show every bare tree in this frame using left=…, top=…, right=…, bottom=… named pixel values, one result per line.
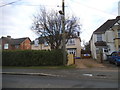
left=31, top=7, right=80, bottom=50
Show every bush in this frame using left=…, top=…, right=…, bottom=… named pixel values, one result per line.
left=2, top=50, right=63, bottom=66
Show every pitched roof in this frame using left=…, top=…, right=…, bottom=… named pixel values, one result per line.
left=93, top=19, right=115, bottom=34
left=93, top=16, right=120, bottom=34
left=2, top=36, right=31, bottom=45
left=11, top=37, right=30, bottom=45
left=31, top=37, right=45, bottom=44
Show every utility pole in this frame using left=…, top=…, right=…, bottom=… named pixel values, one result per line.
left=62, top=0, right=66, bottom=65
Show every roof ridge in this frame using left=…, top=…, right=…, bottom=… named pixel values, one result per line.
left=13, top=37, right=29, bottom=40
left=93, top=19, right=116, bottom=34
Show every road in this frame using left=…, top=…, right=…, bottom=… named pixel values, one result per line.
left=2, top=74, right=118, bottom=88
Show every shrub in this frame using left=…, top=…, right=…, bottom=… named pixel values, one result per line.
left=2, top=50, right=63, bottom=66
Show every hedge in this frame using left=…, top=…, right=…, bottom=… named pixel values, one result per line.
left=2, top=50, right=64, bottom=66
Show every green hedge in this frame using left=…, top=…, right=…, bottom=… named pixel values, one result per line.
left=2, top=50, right=63, bottom=66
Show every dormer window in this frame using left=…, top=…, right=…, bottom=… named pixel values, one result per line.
left=97, top=34, right=102, bottom=41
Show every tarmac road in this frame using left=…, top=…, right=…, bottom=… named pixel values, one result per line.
left=2, top=74, right=118, bottom=88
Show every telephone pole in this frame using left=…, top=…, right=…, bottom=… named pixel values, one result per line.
left=62, top=0, right=66, bottom=65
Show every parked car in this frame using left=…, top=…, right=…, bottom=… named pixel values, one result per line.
left=108, top=51, right=120, bottom=66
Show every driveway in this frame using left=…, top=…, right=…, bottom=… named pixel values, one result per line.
left=75, top=58, right=119, bottom=69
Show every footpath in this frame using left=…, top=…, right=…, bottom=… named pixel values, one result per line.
left=2, top=59, right=119, bottom=80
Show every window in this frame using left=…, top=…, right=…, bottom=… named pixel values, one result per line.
left=67, top=39, right=75, bottom=45
left=97, top=34, right=102, bottom=41
left=4, top=43, right=8, bottom=49
left=34, top=39, right=39, bottom=47
left=15, top=45, right=19, bottom=49
left=118, top=30, right=120, bottom=38
left=96, top=48, right=99, bottom=54
left=67, top=49, right=76, bottom=56
left=44, top=42, right=48, bottom=46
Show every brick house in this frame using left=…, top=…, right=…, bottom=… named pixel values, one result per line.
left=1, top=36, right=31, bottom=50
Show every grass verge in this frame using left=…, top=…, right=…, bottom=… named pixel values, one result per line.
left=3, top=65, right=76, bottom=69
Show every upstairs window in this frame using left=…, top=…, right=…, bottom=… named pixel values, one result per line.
left=34, top=39, right=39, bottom=47
left=118, top=30, right=120, bottom=38
left=67, top=39, right=75, bottom=45
left=4, top=43, right=8, bottom=49
left=44, top=41, right=48, bottom=46
left=97, top=34, right=102, bottom=41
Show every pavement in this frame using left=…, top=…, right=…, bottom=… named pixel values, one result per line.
left=2, top=67, right=119, bottom=80
left=2, top=59, right=119, bottom=80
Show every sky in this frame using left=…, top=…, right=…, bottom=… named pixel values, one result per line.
left=0, top=0, right=120, bottom=45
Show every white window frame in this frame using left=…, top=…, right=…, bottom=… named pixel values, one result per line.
left=34, top=39, right=39, bottom=47
left=67, top=49, right=76, bottom=56
left=97, top=34, right=102, bottom=41
left=4, top=43, right=9, bottom=49
left=44, top=41, right=48, bottom=46
left=67, top=39, right=75, bottom=45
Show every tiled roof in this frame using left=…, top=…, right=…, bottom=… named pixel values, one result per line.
left=31, top=37, right=45, bottom=44
left=94, top=16, right=120, bottom=34
left=94, top=19, right=115, bottom=34
left=11, top=38, right=30, bottom=45
left=2, top=37, right=30, bottom=45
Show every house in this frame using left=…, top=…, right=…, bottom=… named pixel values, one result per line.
left=31, top=35, right=81, bottom=58
left=66, top=36, right=81, bottom=58
left=90, top=16, right=120, bottom=61
left=112, top=16, right=120, bottom=51
left=1, top=36, right=31, bottom=50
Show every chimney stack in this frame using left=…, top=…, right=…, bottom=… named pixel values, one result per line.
left=7, top=36, right=11, bottom=39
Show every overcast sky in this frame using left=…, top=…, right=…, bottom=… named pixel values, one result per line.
left=0, top=0, right=119, bottom=44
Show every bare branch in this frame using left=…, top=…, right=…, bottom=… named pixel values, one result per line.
left=31, top=6, right=81, bottom=49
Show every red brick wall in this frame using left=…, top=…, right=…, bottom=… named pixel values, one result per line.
left=20, top=39, right=31, bottom=50
left=2, top=39, right=12, bottom=50
left=2, top=38, right=31, bottom=50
